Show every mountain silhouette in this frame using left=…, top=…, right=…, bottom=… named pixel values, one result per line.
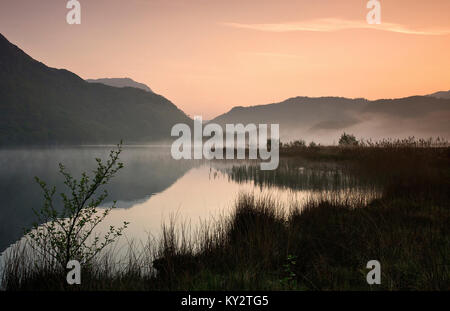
left=211, top=96, right=450, bottom=143
left=1, top=32, right=448, bottom=146
left=428, top=90, right=450, bottom=99
left=0, top=33, right=190, bottom=146
left=86, top=78, right=153, bottom=93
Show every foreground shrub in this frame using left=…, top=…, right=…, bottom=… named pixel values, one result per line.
left=26, top=143, right=129, bottom=270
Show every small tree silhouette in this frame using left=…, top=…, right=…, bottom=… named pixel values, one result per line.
left=338, top=133, right=358, bottom=146
left=26, top=142, right=129, bottom=269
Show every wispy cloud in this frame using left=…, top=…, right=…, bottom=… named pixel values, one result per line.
left=223, top=18, right=450, bottom=36
left=241, top=52, right=303, bottom=59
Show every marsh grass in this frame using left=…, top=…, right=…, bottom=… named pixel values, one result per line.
left=2, top=142, right=449, bottom=291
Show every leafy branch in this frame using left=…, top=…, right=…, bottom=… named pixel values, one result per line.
left=26, top=142, right=129, bottom=269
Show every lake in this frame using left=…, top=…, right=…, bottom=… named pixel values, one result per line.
left=0, top=146, right=380, bottom=268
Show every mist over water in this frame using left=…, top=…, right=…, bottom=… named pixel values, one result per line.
left=0, top=146, right=381, bottom=258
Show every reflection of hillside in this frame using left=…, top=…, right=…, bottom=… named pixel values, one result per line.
left=104, top=151, right=195, bottom=204
left=0, top=147, right=196, bottom=252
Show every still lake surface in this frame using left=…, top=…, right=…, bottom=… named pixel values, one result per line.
left=0, top=146, right=379, bottom=267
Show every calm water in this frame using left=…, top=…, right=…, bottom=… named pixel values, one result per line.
left=0, top=146, right=380, bottom=266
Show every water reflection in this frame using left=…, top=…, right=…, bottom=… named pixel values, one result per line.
left=0, top=146, right=193, bottom=252
left=0, top=148, right=381, bottom=262
left=223, top=158, right=378, bottom=192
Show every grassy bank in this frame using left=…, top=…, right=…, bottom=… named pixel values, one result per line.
left=2, top=144, right=449, bottom=290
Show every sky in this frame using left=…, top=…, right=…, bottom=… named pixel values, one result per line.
left=0, top=0, right=449, bottom=119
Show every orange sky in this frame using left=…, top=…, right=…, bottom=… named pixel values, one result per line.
left=1, top=0, right=449, bottom=119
